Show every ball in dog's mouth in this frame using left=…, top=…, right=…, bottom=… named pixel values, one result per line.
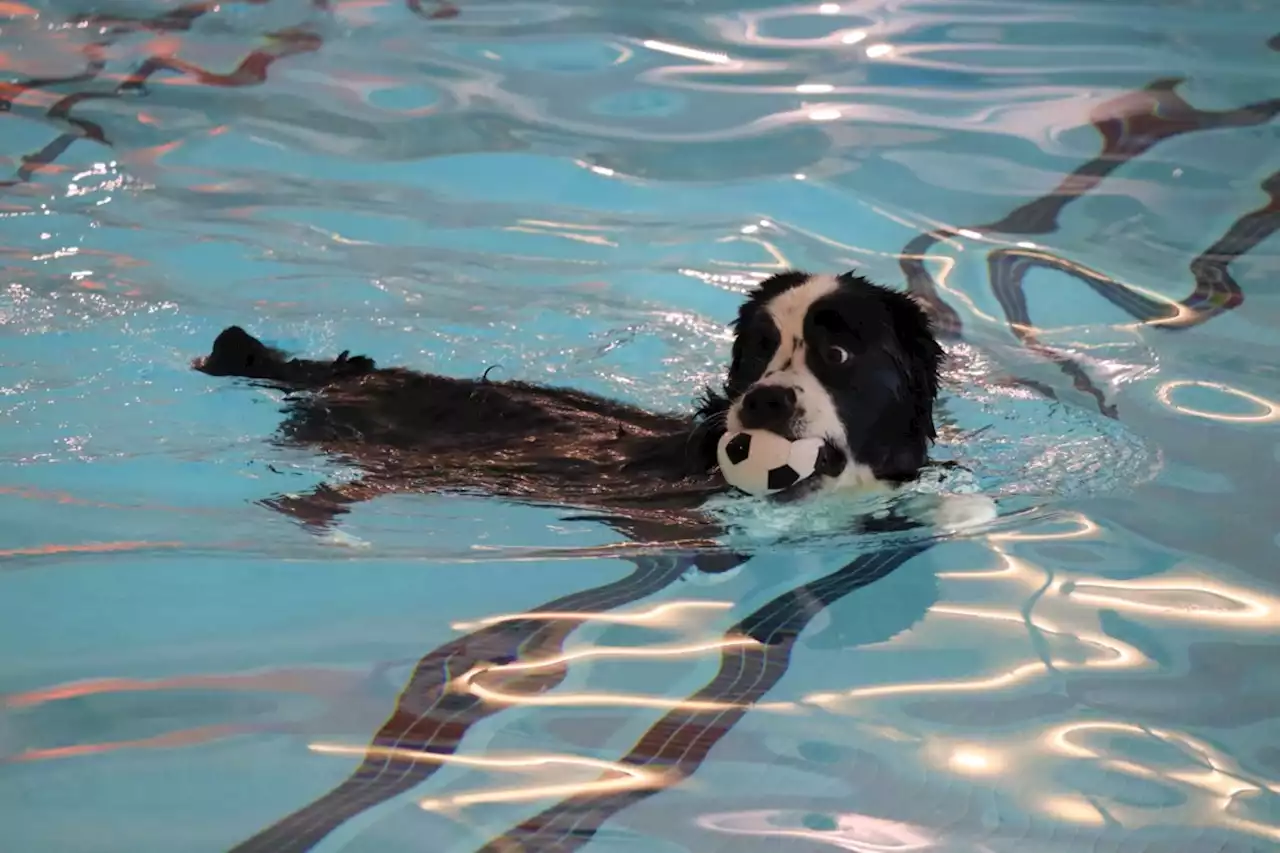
left=767, top=439, right=846, bottom=504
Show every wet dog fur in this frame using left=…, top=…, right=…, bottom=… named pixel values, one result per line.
left=194, top=270, right=947, bottom=562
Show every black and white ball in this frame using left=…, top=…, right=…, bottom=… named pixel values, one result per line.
left=716, top=430, right=824, bottom=496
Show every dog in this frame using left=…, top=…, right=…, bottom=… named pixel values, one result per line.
left=194, top=270, right=950, bottom=554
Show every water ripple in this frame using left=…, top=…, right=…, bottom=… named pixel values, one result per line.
left=2, top=1, right=1279, bottom=851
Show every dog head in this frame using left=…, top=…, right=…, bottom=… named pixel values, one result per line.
left=719, top=270, right=943, bottom=488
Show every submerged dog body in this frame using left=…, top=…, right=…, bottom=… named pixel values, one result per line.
left=195, top=271, right=943, bottom=539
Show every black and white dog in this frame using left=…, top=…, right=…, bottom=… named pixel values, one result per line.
left=196, top=270, right=973, bottom=550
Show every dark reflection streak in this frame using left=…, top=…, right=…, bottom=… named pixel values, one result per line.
left=987, top=250, right=1122, bottom=420
left=0, top=44, right=110, bottom=147
left=900, top=229, right=963, bottom=341
left=0, top=32, right=315, bottom=187
left=68, top=0, right=337, bottom=36
left=69, top=2, right=236, bottom=36
left=1022, top=567, right=1060, bottom=678
left=0, top=47, right=107, bottom=111
left=1, top=0, right=455, bottom=187
left=984, top=170, right=1279, bottom=415
left=988, top=252, right=1173, bottom=326
left=0, top=61, right=169, bottom=189
left=227, top=553, right=714, bottom=853
left=901, top=70, right=1280, bottom=418
left=9, top=135, right=78, bottom=185
left=118, top=28, right=324, bottom=93
left=407, top=0, right=461, bottom=20
left=474, top=544, right=932, bottom=853
left=986, top=79, right=1280, bottom=237
left=1, top=0, right=257, bottom=179
left=1187, top=170, right=1280, bottom=317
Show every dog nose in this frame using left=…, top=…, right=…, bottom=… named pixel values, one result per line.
left=739, top=385, right=797, bottom=433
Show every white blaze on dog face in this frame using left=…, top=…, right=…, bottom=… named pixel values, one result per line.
left=726, top=274, right=846, bottom=448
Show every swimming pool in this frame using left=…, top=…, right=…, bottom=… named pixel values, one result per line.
left=2, top=0, right=1279, bottom=849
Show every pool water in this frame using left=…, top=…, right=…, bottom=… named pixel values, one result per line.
left=2, top=0, right=1279, bottom=850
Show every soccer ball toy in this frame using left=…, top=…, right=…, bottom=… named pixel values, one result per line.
left=716, top=430, right=824, bottom=496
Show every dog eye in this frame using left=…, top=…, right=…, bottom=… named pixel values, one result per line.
left=824, top=345, right=851, bottom=366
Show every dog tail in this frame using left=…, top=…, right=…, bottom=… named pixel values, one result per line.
left=194, top=325, right=375, bottom=388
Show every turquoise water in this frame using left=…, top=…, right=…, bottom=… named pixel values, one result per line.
left=2, top=0, right=1279, bottom=850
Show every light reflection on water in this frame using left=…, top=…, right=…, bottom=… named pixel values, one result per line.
left=2, top=0, right=1279, bottom=851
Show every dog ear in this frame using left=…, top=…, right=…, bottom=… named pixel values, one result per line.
left=724, top=287, right=764, bottom=400
left=882, top=290, right=944, bottom=439
left=724, top=271, right=812, bottom=399
left=733, top=271, right=811, bottom=333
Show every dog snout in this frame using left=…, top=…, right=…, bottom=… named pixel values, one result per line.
left=739, top=384, right=798, bottom=434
